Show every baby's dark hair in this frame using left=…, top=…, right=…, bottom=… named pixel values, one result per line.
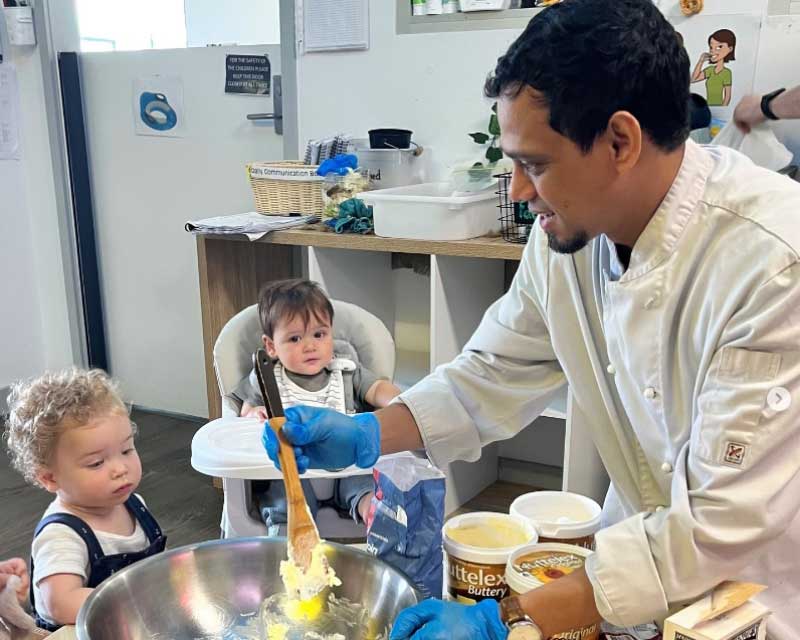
left=257, top=279, right=334, bottom=338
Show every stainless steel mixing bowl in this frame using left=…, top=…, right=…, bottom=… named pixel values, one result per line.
left=76, top=537, right=422, bottom=639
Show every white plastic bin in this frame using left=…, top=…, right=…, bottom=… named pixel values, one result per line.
left=355, top=147, right=423, bottom=190
left=459, top=0, right=511, bottom=11
left=358, top=182, right=499, bottom=241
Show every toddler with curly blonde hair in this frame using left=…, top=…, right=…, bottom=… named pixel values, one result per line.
left=5, top=368, right=166, bottom=631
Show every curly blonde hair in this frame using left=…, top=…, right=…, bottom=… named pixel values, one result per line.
left=4, top=368, right=130, bottom=487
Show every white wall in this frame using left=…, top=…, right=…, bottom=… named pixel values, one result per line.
left=296, top=6, right=519, bottom=177
left=753, top=15, right=800, bottom=159
left=185, top=0, right=280, bottom=47
left=79, top=45, right=283, bottom=417
left=0, top=14, right=78, bottom=402
left=296, top=1, right=799, bottom=170
left=0, top=56, right=45, bottom=391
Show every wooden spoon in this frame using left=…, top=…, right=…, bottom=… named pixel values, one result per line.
left=682, top=581, right=766, bottom=629
left=268, top=416, right=321, bottom=571
left=254, top=348, right=322, bottom=572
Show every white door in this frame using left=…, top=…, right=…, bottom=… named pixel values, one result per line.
left=63, top=4, right=291, bottom=416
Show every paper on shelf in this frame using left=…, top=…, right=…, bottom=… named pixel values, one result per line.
left=185, top=212, right=320, bottom=241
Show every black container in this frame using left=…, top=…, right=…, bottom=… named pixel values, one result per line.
left=368, top=128, right=413, bottom=149
left=497, top=172, right=536, bottom=244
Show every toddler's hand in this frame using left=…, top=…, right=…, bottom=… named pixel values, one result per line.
left=243, top=405, right=270, bottom=421
left=0, top=557, right=30, bottom=603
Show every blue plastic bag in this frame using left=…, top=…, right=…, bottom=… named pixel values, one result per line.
left=365, top=455, right=446, bottom=599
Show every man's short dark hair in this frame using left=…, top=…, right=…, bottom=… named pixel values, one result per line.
left=258, top=279, right=334, bottom=338
left=485, top=0, right=690, bottom=153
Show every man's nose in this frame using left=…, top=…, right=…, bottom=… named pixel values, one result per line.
left=509, top=166, right=537, bottom=204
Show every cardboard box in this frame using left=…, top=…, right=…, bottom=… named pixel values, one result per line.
left=663, top=582, right=770, bottom=640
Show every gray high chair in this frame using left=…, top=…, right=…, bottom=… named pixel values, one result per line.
left=212, top=300, right=396, bottom=539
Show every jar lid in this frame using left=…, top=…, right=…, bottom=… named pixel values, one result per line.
left=505, top=543, right=593, bottom=595
left=509, top=491, right=602, bottom=539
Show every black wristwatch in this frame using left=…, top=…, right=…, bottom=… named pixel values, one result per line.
left=499, top=596, right=544, bottom=640
left=761, top=88, right=786, bottom=121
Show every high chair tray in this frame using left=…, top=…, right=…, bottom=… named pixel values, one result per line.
left=191, top=417, right=409, bottom=480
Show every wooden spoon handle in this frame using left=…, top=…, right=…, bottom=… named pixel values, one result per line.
left=269, top=417, right=305, bottom=505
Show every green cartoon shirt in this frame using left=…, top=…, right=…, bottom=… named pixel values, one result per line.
left=704, top=66, right=732, bottom=106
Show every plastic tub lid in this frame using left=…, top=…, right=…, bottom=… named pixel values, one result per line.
left=509, top=491, right=602, bottom=539
left=443, top=512, right=537, bottom=565
left=191, top=417, right=381, bottom=480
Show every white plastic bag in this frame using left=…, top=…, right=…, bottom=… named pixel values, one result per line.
left=713, top=121, right=793, bottom=172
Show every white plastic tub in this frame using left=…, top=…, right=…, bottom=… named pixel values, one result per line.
left=358, top=182, right=499, bottom=241
left=355, top=147, right=423, bottom=190
left=509, top=490, right=602, bottom=549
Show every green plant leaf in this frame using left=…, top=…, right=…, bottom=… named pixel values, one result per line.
left=488, top=114, right=501, bottom=135
left=472, top=161, right=484, bottom=167
left=486, top=146, right=503, bottom=163
left=491, top=102, right=498, bottom=113
left=469, top=132, right=490, bottom=144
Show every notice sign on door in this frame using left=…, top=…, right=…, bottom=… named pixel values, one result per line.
left=225, top=55, right=271, bottom=95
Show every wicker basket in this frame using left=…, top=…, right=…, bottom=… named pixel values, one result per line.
left=247, top=161, right=325, bottom=216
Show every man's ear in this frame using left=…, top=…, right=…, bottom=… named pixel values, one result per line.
left=263, top=334, right=278, bottom=359
left=36, top=468, right=59, bottom=494
left=607, top=110, right=642, bottom=174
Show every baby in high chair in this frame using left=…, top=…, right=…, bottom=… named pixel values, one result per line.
left=4, top=369, right=166, bottom=630
left=230, top=278, right=401, bottom=530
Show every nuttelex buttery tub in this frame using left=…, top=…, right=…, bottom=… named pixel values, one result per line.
left=443, top=512, right=537, bottom=603
left=510, top=491, right=602, bottom=550
left=506, top=542, right=600, bottom=640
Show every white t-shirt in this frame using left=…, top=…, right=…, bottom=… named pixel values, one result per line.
left=32, top=496, right=150, bottom=626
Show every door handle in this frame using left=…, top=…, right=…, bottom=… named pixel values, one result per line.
left=247, top=75, right=283, bottom=135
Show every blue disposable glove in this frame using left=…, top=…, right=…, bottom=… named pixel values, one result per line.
left=261, top=405, right=381, bottom=474
left=389, top=599, right=507, bottom=640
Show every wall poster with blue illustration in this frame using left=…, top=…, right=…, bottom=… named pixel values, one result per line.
left=133, top=75, right=184, bottom=137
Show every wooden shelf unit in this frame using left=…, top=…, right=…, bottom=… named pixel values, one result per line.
left=200, top=224, right=525, bottom=260
left=196, top=228, right=606, bottom=510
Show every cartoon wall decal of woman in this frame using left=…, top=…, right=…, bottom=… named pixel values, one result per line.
left=691, top=28, right=737, bottom=107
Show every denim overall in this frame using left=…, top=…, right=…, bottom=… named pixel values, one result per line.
left=30, top=494, right=166, bottom=631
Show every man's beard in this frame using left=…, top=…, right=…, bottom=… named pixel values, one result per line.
left=546, top=230, right=590, bottom=254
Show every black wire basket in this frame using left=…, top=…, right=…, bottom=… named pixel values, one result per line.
left=496, top=172, right=536, bottom=244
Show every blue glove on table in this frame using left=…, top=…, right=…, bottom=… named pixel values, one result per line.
left=389, top=599, right=508, bottom=640
left=261, top=405, right=381, bottom=474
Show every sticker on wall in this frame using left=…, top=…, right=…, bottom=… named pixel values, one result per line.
left=225, top=54, right=271, bottom=95
left=675, top=12, right=761, bottom=127
left=133, top=75, right=184, bottom=137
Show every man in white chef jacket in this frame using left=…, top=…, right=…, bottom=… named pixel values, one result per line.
left=263, top=0, right=800, bottom=638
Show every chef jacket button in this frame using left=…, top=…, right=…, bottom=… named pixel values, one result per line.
left=607, top=364, right=616, bottom=375
left=661, top=462, right=673, bottom=473
left=655, top=505, right=666, bottom=513
left=644, top=386, right=657, bottom=400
